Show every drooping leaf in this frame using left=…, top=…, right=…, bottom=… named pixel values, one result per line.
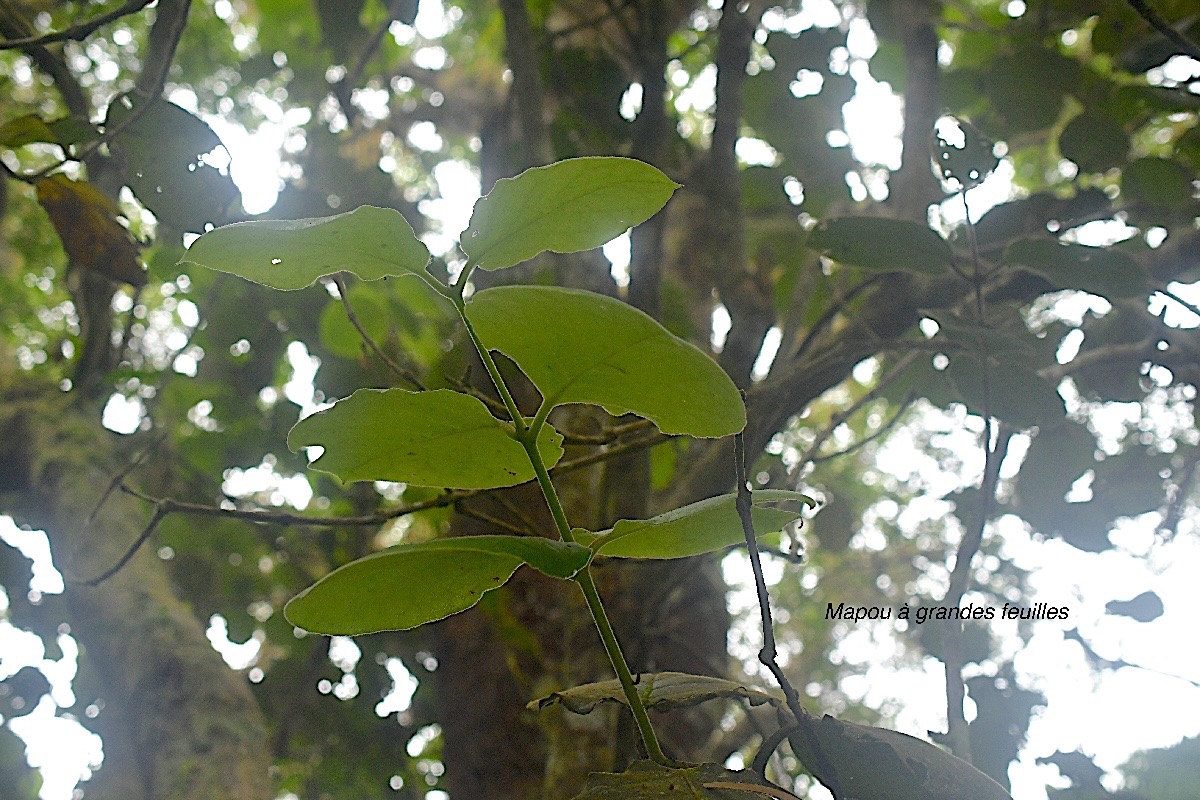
left=809, top=217, right=955, bottom=275
left=35, top=174, right=146, bottom=286
left=467, top=286, right=745, bottom=437
left=285, top=535, right=592, bottom=635
left=1005, top=237, right=1147, bottom=299
left=785, top=712, right=1012, bottom=800
left=462, top=157, right=679, bottom=271
left=1105, top=590, right=1164, bottom=622
left=106, top=95, right=240, bottom=232
left=530, top=672, right=783, bottom=714
left=582, top=489, right=814, bottom=559
left=287, top=388, right=563, bottom=488
left=180, top=205, right=432, bottom=290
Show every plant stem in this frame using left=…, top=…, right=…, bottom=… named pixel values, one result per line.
left=456, top=300, right=527, bottom=435
left=575, top=568, right=673, bottom=766
left=454, top=301, right=671, bottom=766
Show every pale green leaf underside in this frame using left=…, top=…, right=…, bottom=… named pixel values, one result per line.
left=462, top=157, right=679, bottom=271
left=179, top=205, right=431, bottom=290
left=468, top=286, right=745, bottom=437
left=810, top=217, right=954, bottom=275
left=529, top=671, right=783, bottom=714
left=287, top=388, right=563, bottom=488
left=285, top=535, right=592, bottom=635
left=583, top=489, right=814, bottom=559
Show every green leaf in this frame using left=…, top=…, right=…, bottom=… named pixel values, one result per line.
left=462, top=157, right=679, bottom=271
left=942, top=356, right=1065, bottom=429
left=786, top=713, right=1013, bottom=800
left=318, top=283, right=391, bottom=359
left=285, top=535, right=592, bottom=634
left=0, top=114, right=61, bottom=148
left=287, top=388, right=563, bottom=488
left=1059, top=111, right=1129, bottom=173
left=934, top=118, right=999, bottom=189
left=468, top=286, right=745, bottom=437
left=1122, top=157, right=1197, bottom=208
left=1005, top=237, right=1147, bottom=299
left=107, top=96, right=239, bottom=232
left=809, top=217, right=954, bottom=274
left=529, top=672, right=783, bottom=714
left=584, top=489, right=814, bottom=559
left=180, top=205, right=432, bottom=290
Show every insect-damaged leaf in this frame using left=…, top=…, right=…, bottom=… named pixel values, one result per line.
left=107, top=96, right=239, bottom=232
left=468, top=286, right=745, bottom=437
left=181, top=205, right=431, bottom=290
left=285, top=535, right=592, bottom=635
left=582, top=490, right=814, bottom=559
left=462, top=157, right=678, bottom=271
left=288, top=388, right=563, bottom=488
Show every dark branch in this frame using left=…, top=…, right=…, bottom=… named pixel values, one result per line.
left=331, top=273, right=424, bottom=389
left=0, top=0, right=154, bottom=50
left=1124, top=0, right=1200, bottom=61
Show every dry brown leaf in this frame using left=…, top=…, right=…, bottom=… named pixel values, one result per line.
left=36, top=174, right=146, bottom=287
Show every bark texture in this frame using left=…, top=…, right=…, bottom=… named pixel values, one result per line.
left=0, top=379, right=273, bottom=800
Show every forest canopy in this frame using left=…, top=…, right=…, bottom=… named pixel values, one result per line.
left=1, top=0, right=1198, bottom=799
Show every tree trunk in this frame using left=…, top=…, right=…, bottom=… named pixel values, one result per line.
left=0, top=379, right=273, bottom=800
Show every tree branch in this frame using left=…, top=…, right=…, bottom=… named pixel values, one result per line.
left=0, top=0, right=154, bottom=49
left=1124, top=0, right=1200, bottom=61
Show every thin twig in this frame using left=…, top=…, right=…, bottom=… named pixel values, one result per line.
left=809, top=392, right=916, bottom=465
left=82, top=427, right=673, bottom=586
left=792, top=351, right=920, bottom=472
left=785, top=275, right=884, bottom=366
left=72, top=504, right=169, bottom=586
left=332, top=0, right=412, bottom=126
left=26, top=0, right=191, bottom=181
left=0, top=0, right=154, bottom=49
left=331, top=273, right=423, bottom=389
left=1156, top=286, right=1200, bottom=323
left=494, top=493, right=546, bottom=536
left=558, top=418, right=653, bottom=446
left=734, top=430, right=843, bottom=798
left=455, top=500, right=535, bottom=537
left=88, top=429, right=168, bottom=523
left=1124, top=0, right=1200, bottom=61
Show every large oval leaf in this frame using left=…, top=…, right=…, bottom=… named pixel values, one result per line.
left=288, top=388, right=563, bottom=488
left=584, top=489, right=814, bottom=559
left=468, top=286, right=745, bottom=437
left=285, top=535, right=592, bottom=635
left=1005, top=237, right=1147, bottom=299
left=809, top=217, right=954, bottom=275
left=786, top=713, right=1012, bottom=800
left=180, top=205, right=431, bottom=290
left=462, top=157, right=679, bottom=271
